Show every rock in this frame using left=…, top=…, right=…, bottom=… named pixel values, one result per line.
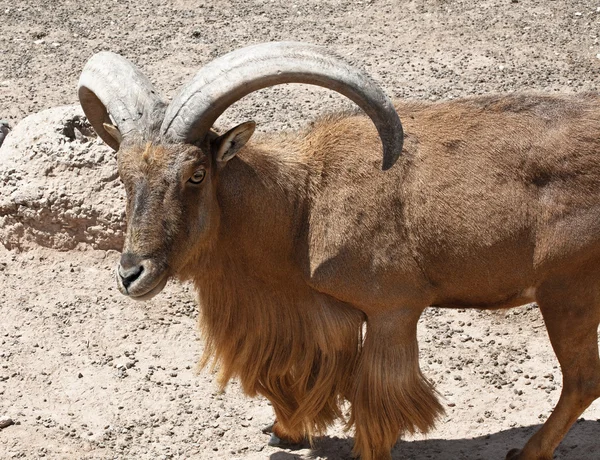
left=0, top=120, right=10, bottom=147
left=0, top=105, right=126, bottom=251
left=0, top=417, right=14, bottom=429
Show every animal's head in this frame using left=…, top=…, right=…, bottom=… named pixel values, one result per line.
left=78, top=42, right=404, bottom=300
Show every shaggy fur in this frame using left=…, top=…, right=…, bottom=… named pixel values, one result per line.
left=349, top=312, right=443, bottom=460
left=195, top=264, right=366, bottom=439
left=111, top=93, right=600, bottom=460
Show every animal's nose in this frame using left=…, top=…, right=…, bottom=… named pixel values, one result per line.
left=118, top=253, right=144, bottom=289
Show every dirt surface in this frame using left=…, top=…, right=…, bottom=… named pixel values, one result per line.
left=1, top=1, right=600, bottom=459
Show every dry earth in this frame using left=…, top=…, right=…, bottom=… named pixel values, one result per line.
left=1, top=0, right=600, bottom=459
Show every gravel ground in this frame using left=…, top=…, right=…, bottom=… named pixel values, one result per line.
left=1, top=1, right=600, bottom=459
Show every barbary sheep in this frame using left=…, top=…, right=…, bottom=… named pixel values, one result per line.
left=79, top=42, right=600, bottom=460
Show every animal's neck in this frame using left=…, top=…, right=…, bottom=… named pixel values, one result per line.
left=186, top=140, right=366, bottom=437
left=214, top=139, right=311, bottom=281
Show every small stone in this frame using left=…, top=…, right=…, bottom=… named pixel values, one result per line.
left=0, top=417, right=14, bottom=429
left=0, top=119, right=10, bottom=147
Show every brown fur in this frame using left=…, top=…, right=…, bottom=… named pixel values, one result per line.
left=195, top=262, right=365, bottom=440
left=114, top=92, right=600, bottom=460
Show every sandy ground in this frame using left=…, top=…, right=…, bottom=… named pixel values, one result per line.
left=1, top=1, right=600, bottom=459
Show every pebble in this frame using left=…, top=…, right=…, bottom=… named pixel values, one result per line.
left=0, top=417, right=14, bottom=429
left=0, top=120, right=10, bottom=147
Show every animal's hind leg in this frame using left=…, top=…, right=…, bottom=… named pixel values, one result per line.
left=507, top=270, right=600, bottom=460
left=349, top=308, right=444, bottom=460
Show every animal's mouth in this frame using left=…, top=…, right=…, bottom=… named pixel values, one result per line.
left=127, top=273, right=169, bottom=300
left=116, top=260, right=169, bottom=301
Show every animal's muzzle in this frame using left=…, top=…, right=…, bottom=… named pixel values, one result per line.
left=118, top=252, right=144, bottom=289
left=116, top=253, right=169, bottom=300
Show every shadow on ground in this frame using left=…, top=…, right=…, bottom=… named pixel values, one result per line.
left=269, top=420, right=599, bottom=459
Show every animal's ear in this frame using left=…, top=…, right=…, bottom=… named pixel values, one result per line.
left=213, top=121, right=255, bottom=164
left=103, top=123, right=123, bottom=147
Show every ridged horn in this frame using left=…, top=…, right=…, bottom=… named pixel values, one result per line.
left=78, top=52, right=166, bottom=151
left=161, top=42, right=403, bottom=170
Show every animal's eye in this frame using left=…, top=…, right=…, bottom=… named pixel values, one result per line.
left=188, top=169, right=206, bottom=184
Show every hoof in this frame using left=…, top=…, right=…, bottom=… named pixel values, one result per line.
left=262, top=422, right=275, bottom=434
left=506, top=448, right=521, bottom=460
left=262, top=420, right=306, bottom=449
left=268, top=433, right=283, bottom=447
left=267, top=433, right=305, bottom=450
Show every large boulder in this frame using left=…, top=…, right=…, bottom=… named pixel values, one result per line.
left=0, top=105, right=125, bottom=251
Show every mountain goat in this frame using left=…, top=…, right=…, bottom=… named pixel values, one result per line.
left=79, top=42, right=600, bottom=460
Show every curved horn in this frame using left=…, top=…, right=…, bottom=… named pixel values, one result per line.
left=78, top=52, right=166, bottom=150
left=161, top=42, right=403, bottom=170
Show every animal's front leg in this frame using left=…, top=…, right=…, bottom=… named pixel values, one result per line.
left=349, top=308, right=444, bottom=460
